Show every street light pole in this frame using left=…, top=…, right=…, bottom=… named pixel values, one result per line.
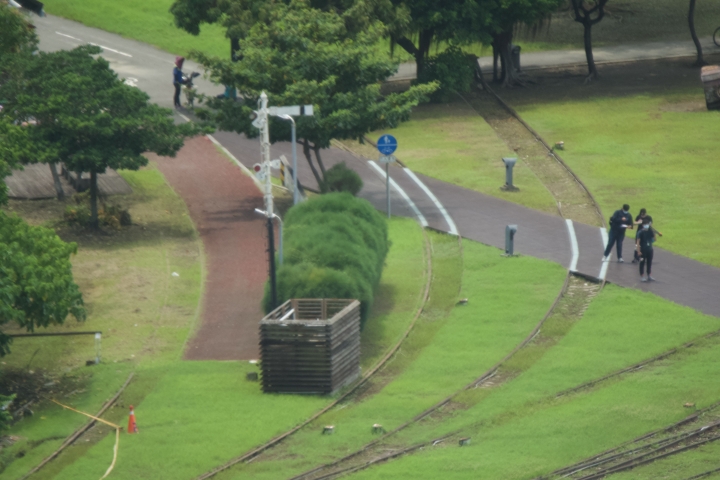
left=278, top=115, right=299, bottom=206
left=257, top=92, right=277, bottom=309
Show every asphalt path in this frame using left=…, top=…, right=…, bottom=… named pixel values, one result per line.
left=31, top=14, right=720, bottom=318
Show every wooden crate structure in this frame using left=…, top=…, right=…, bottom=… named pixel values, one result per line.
left=260, top=299, right=361, bottom=395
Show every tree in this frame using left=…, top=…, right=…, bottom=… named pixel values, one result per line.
left=0, top=2, right=37, bottom=63
left=0, top=45, right=202, bottom=227
left=457, top=0, right=561, bottom=86
left=193, top=1, right=436, bottom=187
left=688, top=0, right=706, bottom=67
left=0, top=212, right=86, bottom=356
left=570, top=0, right=609, bottom=81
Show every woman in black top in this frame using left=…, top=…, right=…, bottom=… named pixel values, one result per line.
left=632, top=209, right=663, bottom=263
left=636, top=219, right=656, bottom=282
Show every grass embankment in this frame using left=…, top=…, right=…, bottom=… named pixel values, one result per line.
left=0, top=164, right=203, bottom=476
left=347, top=284, right=720, bottom=479
left=226, top=237, right=567, bottom=479
left=609, top=442, right=720, bottom=479
left=357, top=100, right=558, bottom=215
left=4, top=207, right=425, bottom=479
left=517, top=91, right=720, bottom=267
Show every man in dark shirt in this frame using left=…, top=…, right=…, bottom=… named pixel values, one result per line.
left=636, top=219, right=656, bottom=282
left=603, top=203, right=632, bottom=263
left=173, top=56, right=185, bottom=108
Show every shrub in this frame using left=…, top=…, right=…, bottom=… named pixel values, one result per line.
left=320, top=162, right=363, bottom=195
left=263, top=193, right=388, bottom=326
left=64, top=193, right=131, bottom=229
left=416, top=47, right=476, bottom=103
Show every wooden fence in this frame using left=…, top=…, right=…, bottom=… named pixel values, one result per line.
left=260, top=299, right=361, bottom=395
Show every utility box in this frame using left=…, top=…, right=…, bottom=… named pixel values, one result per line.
left=259, top=299, right=361, bottom=395
left=701, top=65, right=720, bottom=110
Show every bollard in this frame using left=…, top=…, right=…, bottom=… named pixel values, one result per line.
left=505, top=225, right=518, bottom=256
left=501, top=157, right=519, bottom=191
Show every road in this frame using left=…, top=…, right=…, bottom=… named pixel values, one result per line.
left=30, top=14, right=720, bottom=319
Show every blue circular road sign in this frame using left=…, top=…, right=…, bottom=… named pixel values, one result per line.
left=377, top=134, right=398, bottom=155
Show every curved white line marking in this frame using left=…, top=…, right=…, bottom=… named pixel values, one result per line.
left=56, top=32, right=133, bottom=57
left=403, top=168, right=458, bottom=236
left=368, top=161, right=428, bottom=227
left=599, top=227, right=610, bottom=280
left=176, top=111, right=263, bottom=190
left=565, top=219, right=579, bottom=272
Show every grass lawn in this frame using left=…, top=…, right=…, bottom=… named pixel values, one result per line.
left=0, top=183, right=428, bottom=479
left=228, top=237, right=567, bottom=479
left=347, top=284, right=720, bottom=479
left=609, top=441, right=720, bottom=479
left=516, top=90, right=720, bottom=267
left=362, top=99, right=558, bottom=215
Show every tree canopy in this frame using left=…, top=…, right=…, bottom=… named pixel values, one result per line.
left=0, top=45, right=203, bottom=226
left=0, top=212, right=86, bottom=356
left=192, top=0, right=436, bottom=186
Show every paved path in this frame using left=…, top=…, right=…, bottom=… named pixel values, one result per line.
left=30, top=15, right=720, bottom=323
left=393, top=37, right=720, bottom=80
left=150, top=136, right=266, bottom=360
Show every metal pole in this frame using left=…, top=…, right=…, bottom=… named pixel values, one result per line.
left=275, top=214, right=283, bottom=265
left=267, top=216, right=278, bottom=310
left=290, top=118, right=298, bottom=205
left=260, top=92, right=273, bottom=216
left=386, top=162, right=391, bottom=219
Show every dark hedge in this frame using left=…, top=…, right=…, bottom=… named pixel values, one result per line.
left=262, top=193, right=388, bottom=326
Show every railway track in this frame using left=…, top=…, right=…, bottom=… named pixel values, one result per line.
left=541, top=400, right=720, bottom=480
left=193, top=229, right=438, bottom=480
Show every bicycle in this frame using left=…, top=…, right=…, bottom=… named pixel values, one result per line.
left=715, top=26, right=720, bottom=47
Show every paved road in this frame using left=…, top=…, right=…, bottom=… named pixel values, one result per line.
left=393, top=37, right=720, bottom=80
left=31, top=15, right=720, bottom=319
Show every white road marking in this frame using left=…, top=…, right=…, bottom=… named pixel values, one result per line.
left=599, top=227, right=610, bottom=280
left=56, top=32, right=133, bottom=57
left=403, top=168, right=458, bottom=236
left=368, top=161, right=428, bottom=227
left=56, top=31, right=81, bottom=41
left=123, top=77, right=138, bottom=87
left=176, top=111, right=263, bottom=190
left=565, top=219, right=579, bottom=272
left=89, top=43, right=132, bottom=57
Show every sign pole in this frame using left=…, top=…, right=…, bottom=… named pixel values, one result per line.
left=386, top=162, right=391, bottom=218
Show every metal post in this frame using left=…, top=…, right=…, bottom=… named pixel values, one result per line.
left=386, top=162, right=391, bottom=218
left=267, top=216, right=278, bottom=310
left=502, top=157, right=518, bottom=191
left=259, top=92, right=273, bottom=216
left=276, top=214, right=283, bottom=266
left=505, top=224, right=518, bottom=256
left=290, top=118, right=298, bottom=205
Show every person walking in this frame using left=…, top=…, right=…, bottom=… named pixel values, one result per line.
left=636, top=218, right=656, bottom=282
left=603, top=204, right=632, bottom=262
left=632, top=208, right=663, bottom=263
left=173, top=56, right=185, bottom=108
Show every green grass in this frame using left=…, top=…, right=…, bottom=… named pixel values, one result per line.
left=609, top=441, right=720, bottom=479
left=4, top=214, right=425, bottom=479
left=225, top=238, right=566, bottom=479
left=368, top=100, right=558, bottom=215
left=43, top=0, right=229, bottom=59
left=517, top=91, right=720, bottom=267
left=346, top=284, right=720, bottom=479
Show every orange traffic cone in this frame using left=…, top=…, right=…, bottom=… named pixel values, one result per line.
left=127, top=405, right=139, bottom=434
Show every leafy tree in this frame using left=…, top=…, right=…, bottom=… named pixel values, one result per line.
left=570, top=0, right=610, bottom=81
left=0, top=2, right=37, bottom=64
left=320, top=162, right=363, bottom=195
left=193, top=1, right=436, bottom=187
left=0, top=393, right=13, bottom=431
left=467, top=0, right=562, bottom=86
left=688, top=0, right=706, bottom=67
left=0, top=211, right=86, bottom=356
left=0, top=45, right=202, bottom=227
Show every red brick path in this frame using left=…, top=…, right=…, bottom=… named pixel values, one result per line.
left=151, top=136, right=267, bottom=360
